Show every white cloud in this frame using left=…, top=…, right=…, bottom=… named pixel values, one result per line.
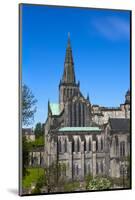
left=91, top=16, right=130, bottom=41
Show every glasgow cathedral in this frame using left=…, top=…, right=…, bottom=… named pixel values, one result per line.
left=30, top=35, right=130, bottom=181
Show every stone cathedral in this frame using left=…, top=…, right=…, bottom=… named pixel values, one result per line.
left=44, top=35, right=130, bottom=181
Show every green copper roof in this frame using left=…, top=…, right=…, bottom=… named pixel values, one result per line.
left=58, top=127, right=101, bottom=132
left=50, top=103, right=60, bottom=116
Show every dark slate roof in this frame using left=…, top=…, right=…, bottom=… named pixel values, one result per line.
left=22, top=128, right=34, bottom=135
left=109, top=118, right=130, bottom=132
left=101, top=107, right=121, bottom=111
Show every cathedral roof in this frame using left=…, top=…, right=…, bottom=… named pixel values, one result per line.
left=58, top=127, right=101, bottom=132
left=50, top=103, right=60, bottom=115
left=109, top=118, right=130, bottom=132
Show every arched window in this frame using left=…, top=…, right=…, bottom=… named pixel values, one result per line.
left=115, top=136, right=119, bottom=155
left=87, top=163, right=91, bottom=175
left=96, top=137, right=98, bottom=152
left=76, top=165, right=79, bottom=176
left=78, top=103, right=81, bottom=126
left=77, top=137, right=80, bottom=152
left=33, top=157, right=38, bottom=166
left=115, top=136, right=119, bottom=146
left=31, top=155, right=34, bottom=166
left=101, top=138, right=103, bottom=151
left=65, top=138, right=67, bottom=153
left=58, top=139, right=62, bottom=153
left=59, top=163, right=62, bottom=176
left=83, top=104, right=85, bottom=126
left=89, top=138, right=91, bottom=151
left=70, top=104, right=72, bottom=127
left=84, top=138, right=87, bottom=151
left=73, top=163, right=79, bottom=176
left=84, top=163, right=86, bottom=175
left=73, top=164, right=76, bottom=176
left=120, top=142, right=122, bottom=156
left=101, top=161, right=103, bottom=173
left=40, top=156, right=44, bottom=167
left=120, top=141, right=125, bottom=157
left=96, top=162, right=99, bottom=174
left=72, top=138, right=75, bottom=152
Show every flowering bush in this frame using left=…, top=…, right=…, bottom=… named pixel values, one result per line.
left=87, top=177, right=112, bottom=190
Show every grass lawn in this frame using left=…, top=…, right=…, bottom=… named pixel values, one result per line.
left=22, top=168, right=44, bottom=189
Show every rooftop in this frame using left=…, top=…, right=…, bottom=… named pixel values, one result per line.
left=109, top=118, right=130, bottom=131
left=50, top=103, right=60, bottom=116
left=58, top=127, right=101, bottom=132
left=22, top=128, right=34, bottom=135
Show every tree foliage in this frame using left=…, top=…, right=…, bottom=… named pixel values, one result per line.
left=31, top=174, right=45, bottom=194
left=22, top=84, right=37, bottom=126
left=34, top=122, right=44, bottom=137
left=22, top=136, right=30, bottom=178
left=22, top=168, right=44, bottom=189
left=23, top=136, right=44, bottom=152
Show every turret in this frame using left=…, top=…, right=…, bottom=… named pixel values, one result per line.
left=125, top=90, right=130, bottom=104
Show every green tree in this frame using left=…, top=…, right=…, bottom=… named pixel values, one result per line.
left=22, top=136, right=30, bottom=178
left=34, top=122, right=44, bottom=138
left=22, top=84, right=37, bottom=126
left=31, top=174, right=45, bottom=194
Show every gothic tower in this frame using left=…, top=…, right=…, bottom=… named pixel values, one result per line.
left=59, top=33, right=80, bottom=111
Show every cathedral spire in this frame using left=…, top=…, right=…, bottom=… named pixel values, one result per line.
left=62, top=33, right=76, bottom=84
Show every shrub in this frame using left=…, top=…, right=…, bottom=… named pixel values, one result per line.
left=87, top=177, right=112, bottom=190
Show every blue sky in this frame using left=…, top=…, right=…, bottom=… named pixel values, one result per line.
left=22, top=4, right=130, bottom=127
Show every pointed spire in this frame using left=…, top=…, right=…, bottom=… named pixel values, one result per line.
left=62, top=33, right=76, bottom=84
left=67, top=32, right=71, bottom=48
